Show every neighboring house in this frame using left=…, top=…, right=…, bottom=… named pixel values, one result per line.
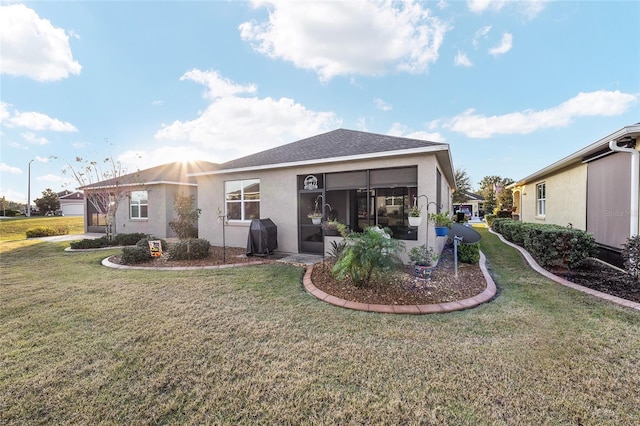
left=57, top=190, right=85, bottom=216
left=508, top=123, right=640, bottom=258
left=80, top=161, right=217, bottom=237
left=453, top=191, right=485, bottom=218
left=190, top=129, right=456, bottom=257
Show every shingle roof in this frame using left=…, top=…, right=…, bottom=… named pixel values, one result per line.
left=80, top=161, right=219, bottom=190
left=218, top=128, right=446, bottom=171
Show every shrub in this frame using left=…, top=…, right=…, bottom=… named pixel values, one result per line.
left=485, top=214, right=497, bottom=228
left=622, top=235, right=640, bottom=280
left=327, top=239, right=346, bottom=259
left=331, top=227, right=404, bottom=287
left=496, top=210, right=513, bottom=218
left=113, top=232, right=148, bottom=246
left=168, top=193, right=201, bottom=239
left=457, top=243, right=480, bottom=264
left=493, top=219, right=597, bottom=270
left=25, top=226, right=68, bottom=238
left=70, top=233, right=149, bottom=249
left=120, top=246, right=152, bottom=264
left=168, top=238, right=210, bottom=260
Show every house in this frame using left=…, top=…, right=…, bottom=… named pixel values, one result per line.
left=57, top=190, right=85, bottom=216
left=453, top=191, right=485, bottom=219
left=508, top=123, right=640, bottom=263
left=189, top=129, right=456, bottom=257
left=80, top=161, right=217, bottom=237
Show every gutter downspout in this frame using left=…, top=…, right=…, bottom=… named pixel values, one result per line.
left=609, top=140, right=639, bottom=237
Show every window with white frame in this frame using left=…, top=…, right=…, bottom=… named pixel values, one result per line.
left=225, top=179, right=260, bottom=221
left=536, top=182, right=546, bottom=216
left=130, top=190, right=148, bottom=219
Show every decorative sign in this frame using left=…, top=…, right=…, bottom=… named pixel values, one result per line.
left=148, top=240, right=163, bottom=257
left=303, top=175, right=318, bottom=190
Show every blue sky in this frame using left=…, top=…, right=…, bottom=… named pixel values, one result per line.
left=1, top=0, right=638, bottom=205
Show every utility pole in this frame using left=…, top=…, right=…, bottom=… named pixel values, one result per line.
left=27, top=159, right=34, bottom=217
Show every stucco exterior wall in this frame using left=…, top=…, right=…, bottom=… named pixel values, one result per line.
left=111, top=184, right=197, bottom=238
left=197, top=153, right=453, bottom=257
left=519, top=163, right=587, bottom=230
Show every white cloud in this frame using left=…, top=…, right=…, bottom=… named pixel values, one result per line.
left=6, top=109, right=77, bottom=132
left=0, top=4, right=81, bottom=81
left=488, top=32, right=512, bottom=56
left=0, top=163, right=22, bottom=174
left=0, top=101, right=10, bottom=122
left=155, top=69, right=341, bottom=162
left=181, top=69, right=257, bottom=100
left=468, top=0, right=546, bottom=18
left=472, top=25, right=491, bottom=49
left=152, top=100, right=164, bottom=107
left=240, top=0, right=450, bottom=81
left=387, top=123, right=445, bottom=142
left=21, top=132, right=50, bottom=145
left=454, top=51, right=473, bottom=67
left=435, top=90, right=638, bottom=138
left=374, top=98, right=392, bottom=111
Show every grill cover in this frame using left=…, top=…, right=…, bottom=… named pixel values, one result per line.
left=246, top=218, right=278, bottom=256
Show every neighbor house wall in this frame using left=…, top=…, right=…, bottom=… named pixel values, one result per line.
left=519, top=162, right=588, bottom=230
left=197, top=152, right=454, bottom=257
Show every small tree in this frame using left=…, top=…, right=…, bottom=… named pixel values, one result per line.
left=34, top=189, right=60, bottom=214
left=169, top=192, right=201, bottom=239
left=332, top=227, right=404, bottom=287
left=622, top=235, right=640, bottom=281
left=63, top=146, right=138, bottom=240
left=452, top=167, right=473, bottom=204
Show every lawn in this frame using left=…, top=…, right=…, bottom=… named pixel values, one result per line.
left=1, top=228, right=639, bottom=424
left=0, top=216, right=85, bottom=253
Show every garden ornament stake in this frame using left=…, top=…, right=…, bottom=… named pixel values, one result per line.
left=414, top=195, right=441, bottom=262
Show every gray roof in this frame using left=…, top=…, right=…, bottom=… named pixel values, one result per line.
left=218, top=128, right=446, bottom=171
left=80, top=161, right=219, bottom=190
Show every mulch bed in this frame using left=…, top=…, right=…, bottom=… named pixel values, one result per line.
left=311, top=244, right=487, bottom=305
left=551, top=260, right=640, bottom=303
left=108, top=246, right=264, bottom=267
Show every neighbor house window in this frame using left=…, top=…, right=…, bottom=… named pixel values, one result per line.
left=130, top=190, right=148, bottom=219
left=536, top=183, right=546, bottom=216
left=225, top=179, right=260, bottom=221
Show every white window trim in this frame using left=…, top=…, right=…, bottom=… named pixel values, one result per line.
left=225, top=179, right=260, bottom=222
left=536, top=182, right=546, bottom=217
left=130, top=190, right=148, bottom=220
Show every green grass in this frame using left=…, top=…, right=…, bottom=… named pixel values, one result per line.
left=1, top=229, right=639, bottom=424
left=0, top=216, right=84, bottom=241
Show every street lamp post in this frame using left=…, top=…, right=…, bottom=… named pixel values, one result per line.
left=27, top=159, right=34, bottom=217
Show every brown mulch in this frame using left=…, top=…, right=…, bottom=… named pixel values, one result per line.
left=107, top=244, right=488, bottom=306
left=311, top=245, right=487, bottom=305
left=108, top=246, right=265, bottom=267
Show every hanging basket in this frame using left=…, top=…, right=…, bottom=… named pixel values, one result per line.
left=408, top=216, right=422, bottom=227
left=435, top=226, right=449, bottom=237
left=311, top=217, right=322, bottom=225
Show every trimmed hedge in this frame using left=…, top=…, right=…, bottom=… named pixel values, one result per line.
left=491, top=219, right=597, bottom=269
left=70, top=232, right=151, bottom=249
left=457, top=243, right=480, bottom=264
left=484, top=214, right=497, bottom=227
left=121, top=246, right=152, bottom=264
left=26, top=225, right=69, bottom=238
left=168, top=238, right=210, bottom=260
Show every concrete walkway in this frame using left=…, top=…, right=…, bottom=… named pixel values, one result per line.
left=35, top=233, right=103, bottom=242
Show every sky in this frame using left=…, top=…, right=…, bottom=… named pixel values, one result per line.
left=1, top=0, right=639, bottom=206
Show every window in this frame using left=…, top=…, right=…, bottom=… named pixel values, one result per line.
left=130, top=190, right=148, bottom=219
left=536, top=183, right=546, bottom=216
left=226, top=179, right=260, bottom=221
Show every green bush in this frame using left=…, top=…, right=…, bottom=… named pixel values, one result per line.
left=493, top=219, right=597, bottom=269
left=621, top=235, right=640, bottom=280
left=332, top=227, right=404, bottom=287
left=457, top=243, right=480, bottom=264
left=70, top=233, right=150, bottom=249
left=120, top=246, right=152, bottom=264
left=167, top=238, right=210, bottom=260
left=25, top=225, right=69, bottom=238
left=485, top=214, right=497, bottom=228
left=114, top=233, right=149, bottom=246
